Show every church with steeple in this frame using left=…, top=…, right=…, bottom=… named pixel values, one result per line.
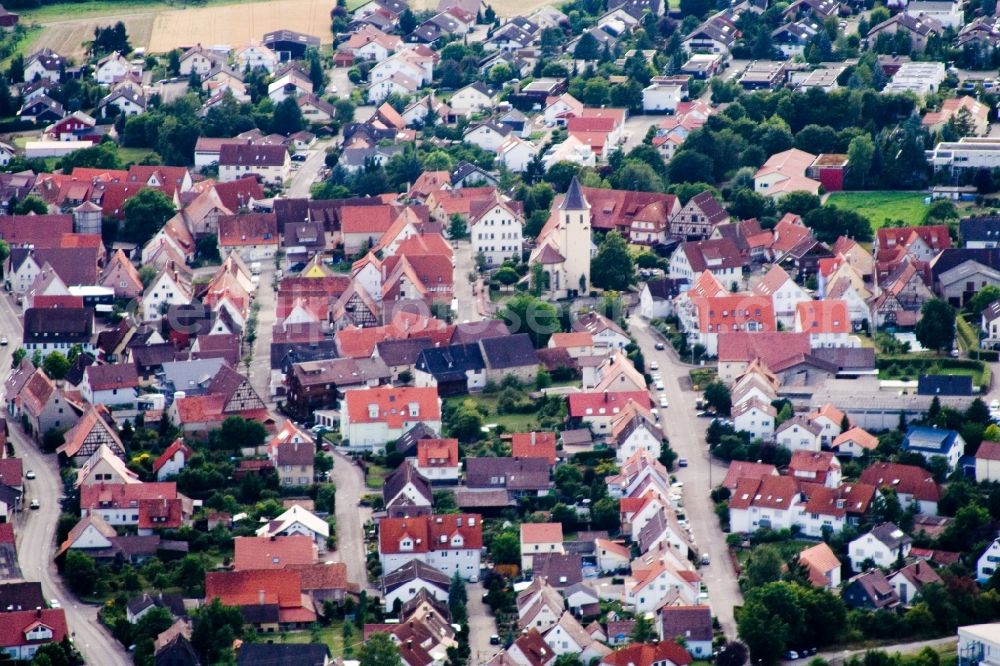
left=528, top=176, right=593, bottom=299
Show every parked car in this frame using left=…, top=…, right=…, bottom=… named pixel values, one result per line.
left=659, top=395, right=669, bottom=408
left=25, top=470, right=35, bottom=480
left=30, top=499, right=39, bottom=509
left=785, top=652, right=800, bottom=660
left=650, top=361, right=659, bottom=371
left=291, top=153, right=308, bottom=162
left=49, top=599, right=61, bottom=609
left=0, top=336, right=7, bottom=345
left=655, top=381, right=664, bottom=390
left=678, top=458, right=688, bottom=467
left=490, top=635, right=501, bottom=645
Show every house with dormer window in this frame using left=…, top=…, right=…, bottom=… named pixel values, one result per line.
left=378, top=513, right=483, bottom=578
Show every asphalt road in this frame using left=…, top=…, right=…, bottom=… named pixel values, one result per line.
left=452, top=239, right=484, bottom=323
left=249, top=266, right=276, bottom=405
left=466, top=581, right=500, bottom=664
left=0, top=293, right=129, bottom=666
left=328, top=449, right=375, bottom=594
left=286, top=139, right=332, bottom=199
left=807, top=636, right=955, bottom=666
left=628, top=314, right=743, bottom=639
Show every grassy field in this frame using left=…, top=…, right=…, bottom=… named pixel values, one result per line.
left=118, top=146, right=157, bottom=164
left=445, top=394, right=543, bottom=432
left=735, top=539, right=814, bottom=568
left=282, top=623, right=348, bottom=658
left=825, top=191, right=929, bottom=228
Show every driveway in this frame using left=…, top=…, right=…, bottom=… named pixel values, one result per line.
left=0, top=294, right=129, bottom=666
left=249, top=266, right=277, bottom=404
left=629, top=315, right=743, bottom=639
left=328, top=449, right=376, bottom=594
left=466, top=581, right=500, bottom=664
left=452, top=239, right=486, bottom=322
left=286, top=138, right=332, bottom=199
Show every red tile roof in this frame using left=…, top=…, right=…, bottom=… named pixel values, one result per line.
left=344, top=386, right=441, bottom=427
left=234, top=535, right=317, bottom=570
left=795, top=299, right=850, bottom=334
left=212, top=177, right=265, bottom=212
left=80, top=482, right=178, bottom=511
left=717, top=331, right=811, bottom=365
left=520, top=522, right=563, bottom=544
left=218, top=213, right=278, bottom=247
left=416, top=438, right=459, bottom=468
left=722, top=461, right=778, bottom=490
left=728, top=475, right=800, bottom=511
left=137, top=497, right=184, bottom=530
left=693, top=295, right=775, bottom=334
left=510, top=432, right=557, bottom=464
left=379, top=514, right=483, bottom=554
left=0, top=215, right=73, bottom=247
left=568, top=391, right=651, bottom=418
left=859, top=462, right=940, bottom=502
left=0, top=609, right=68, bottom=649
left=603, top=641, right=693, bottom=666
left=151, top=438, right=194, bottom=474
left=205, top=569, right=304, bottom=608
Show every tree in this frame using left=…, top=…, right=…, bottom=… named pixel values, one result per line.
left=490, top=530, right=520, bottom=565
left=450, top=400, right=484, bottom=442
left=63, top=551, right=97, bottom=596
left=501, top=295, right=561, bottom=347
left=11, top=347, right=26, bottom=369
left=846, top=134, right=875, bottom=188
left=574, top=33, right=601, bottom=60
left=744, top=545, right=783, bottom=589
left=779, top=191, right=821, bottom=217
left=448, top=213, right=467, bottom=239
left=449, top=571, right=468, bottom=624
left=716, top=642, right=749, bottom=666
left=191, top=599, right=244, bottom=664
left=611, top=160, right=664, bottom=192
left=591, top=495, right=621, bottom=532
left=915, top=299, right=956, bottom=353
left=669, top=151, right=715, bottom=184
left=591, top=231, right=635, bottom=291
left=398, top=8, right=417, bottom=34
left=704, top=381, right=732, bottom=416
left=273, top=96, right=305, bottom=135
left=122, top=188, right=175, bottom=246
left=631, top=615, right=656, bottom=643
left=42, top=352, right=70, bottom=380
left=219, top=416, right=266, bottom=452
left=802, top=205, right=872, bottom=244
left=968, top=285, right=1000, bottom=316
left=13, top=195, right=48, bottom=215
left=359, top=632, right=403, bottom=666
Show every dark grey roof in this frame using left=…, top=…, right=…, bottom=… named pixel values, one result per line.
left=384, top=463, right=432, bottom=506
left=637, top=508, right=669, bottom=553
left=23, top=307, right=93, bottom=344
left=415, top=343, right=485, bottom=382
left=450, top=320, right=510, bottom=345
left=239, top=604, right=280, bottom=625
left=479, top=333, right=538, bottom=369
left=465, top=456, right=550, bottom=490
left=0, top=581, right=45, bottom=612
left=808, top=347, right=876, bottom=371
left=381, top=559, right=450, bottom=595
left=237, top=643, right=330, bottom=666
left=127, top=592, right=186, bottom=618
left=962, top=216, right=1000, bottom=244
left=532, top=552, right=583, bottom=588
left=645, top=277, right=687, bottom=301
left=661, top=605, right=713, bottom=643
left=917, top=374, right=973, bottom=396
left=561, top=176, right=588, bottom=211
left=870, top=522, right=912, bottom=550
left=395, top=422, right=439, bottom=458
left=376, top=337, right=434, bottom=367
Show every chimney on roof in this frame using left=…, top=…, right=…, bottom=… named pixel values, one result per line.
left=258, top=589, right=265, bottom=604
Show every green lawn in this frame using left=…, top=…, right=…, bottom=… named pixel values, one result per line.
left=281, top=623, right=348, bottom=658
left=118, top=146, right=157, bottom=164
left=445, top=394, right=543, bottom=432
left=365, top=464, right=388, bottom=489
left=735, top=539, right=814, bottom=568
left=826, top=191, right=929, bottom=228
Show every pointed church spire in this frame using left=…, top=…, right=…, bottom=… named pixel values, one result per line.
left=560, top=176, right=589, bottom=211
